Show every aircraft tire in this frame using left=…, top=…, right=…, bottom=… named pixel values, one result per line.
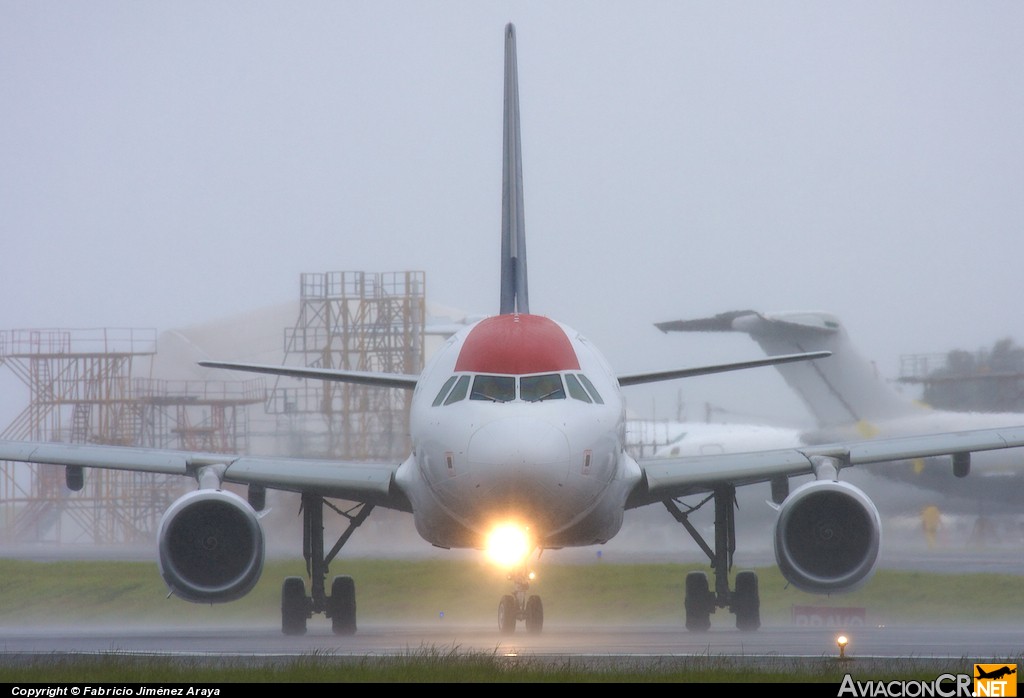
left=733, top=570, right=761, bottom=632
left=329, top=575, right=357, bottom=636
left=684, top=571, right=712, bottom=632
left=281, top=576, right=308, bottom=636
left=498, top=594, right=517, bottom=635
left=524, top=594, right=543, bottom=634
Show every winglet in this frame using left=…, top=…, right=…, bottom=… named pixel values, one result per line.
left=499, top=22, right=529, bottom=315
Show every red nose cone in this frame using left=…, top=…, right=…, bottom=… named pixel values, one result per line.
left=455, top=314, right=580, bottom=375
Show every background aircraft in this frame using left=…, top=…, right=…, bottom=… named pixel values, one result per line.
left=655, top=310, right=1024, bottom=513
left=3, top=25, right=1024, bottom=638
left=630, top=419, right=803, bottom=460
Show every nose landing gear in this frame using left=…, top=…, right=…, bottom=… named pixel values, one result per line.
left=497, top=565, right=543, bottom=634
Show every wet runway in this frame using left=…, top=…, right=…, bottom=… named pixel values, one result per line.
left=2, top=621, right=1022, bottom=665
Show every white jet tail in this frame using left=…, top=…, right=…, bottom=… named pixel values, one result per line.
left=656, top=310, right=925, bottom=429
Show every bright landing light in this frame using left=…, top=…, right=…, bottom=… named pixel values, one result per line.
left=484, top=522, right=532, bottom=569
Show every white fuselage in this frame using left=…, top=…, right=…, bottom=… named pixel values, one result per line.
left=394, top=313, right=642, bottom=550
left=648, top=421, right=804, bottom=458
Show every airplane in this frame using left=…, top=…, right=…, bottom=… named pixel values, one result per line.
left=632, top=419, right=803, bottom=460
left=654, top=309, right=1024, bottom=510
left=975, top=666, right=1017, bottom=680
left=4, top=24, right=1024, bottom=637
left=623, top=412, right=795, bottom=461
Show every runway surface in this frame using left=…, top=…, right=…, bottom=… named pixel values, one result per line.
left=2, top=621, right=1022, bottom=664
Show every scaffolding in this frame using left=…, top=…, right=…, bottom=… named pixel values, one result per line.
left=0, top=269, right=425, bottom=546
left=133, top=377, right=266, bottom=453
left=898, top=353, right=951, bottom=384
left=898, top=351, right=1024, bottom=411
left=0, top=328, right=265, bottom=546
left=266, top=271, right=426, bottom=461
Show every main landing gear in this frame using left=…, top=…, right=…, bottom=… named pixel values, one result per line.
left=280, top=493, right=373, bottom=636
left=497, top=564, right=544, bottom=635
left=665, top=484, right=761, bottom=632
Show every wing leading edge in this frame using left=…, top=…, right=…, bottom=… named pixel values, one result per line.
left=199, top=360, right=419, bottom=390
left=0, top=439, right=410, bottom=511
left=629, top=423, right=1024, bottom=507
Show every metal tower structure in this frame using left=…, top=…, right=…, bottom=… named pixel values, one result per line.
left=0, top=328, right=264, bottom=546
left=266, top=271, right=426, bottom=461
left=899, top=351, right=1024, bottom=412
left=0, top=328, right=157, bottom=544
left=133, top=377, right=266, bottom=453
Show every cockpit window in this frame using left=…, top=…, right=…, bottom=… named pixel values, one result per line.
left=435, top=372, right=595, bottom=406
left=576, top=374, right=604, bottom=404
left=564, top=373, right=592, bottom=403
left=471, top=374, right=515, bottom=402
left=520, top=373, right=565, bottom=402
left=443, top=375, right=471, bottom=405
left=432, top=376, right=459, bottom=407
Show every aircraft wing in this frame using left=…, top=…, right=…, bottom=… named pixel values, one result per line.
left=202, top=350, right=832, bottom=390
left=0, top=440, right=410, bottom=510
left=629, top=424, right=1024, bottom=507
left=199, top=360, right=419, bottom=390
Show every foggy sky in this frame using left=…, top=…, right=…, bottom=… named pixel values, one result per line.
left=2, top=2, right=1022, bottom=426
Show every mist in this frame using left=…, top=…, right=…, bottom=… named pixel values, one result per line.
left=2, top=3, right=1024, bottom=654
left=2, top=2, right=1022, bottom=425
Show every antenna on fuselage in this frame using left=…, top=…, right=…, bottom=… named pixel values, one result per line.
left=499, top=22, right=529, bottom=315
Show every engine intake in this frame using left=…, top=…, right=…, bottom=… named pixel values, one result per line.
left=157, top=488, right=265, bottom=603
left=774, top=479, right=881, bottom=594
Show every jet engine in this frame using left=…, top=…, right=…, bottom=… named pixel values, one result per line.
left=773, top=479, right=881, bottom=594
left=157, top=488, right=265, bottom=603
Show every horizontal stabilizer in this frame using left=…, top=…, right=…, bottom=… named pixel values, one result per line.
left=656, top=310, right=840, bottom=336
left=617, top=350, right=830, bottom=387
left=655, top=310, right=757, bottom=333
left=199, top=360, right=419, bottom=390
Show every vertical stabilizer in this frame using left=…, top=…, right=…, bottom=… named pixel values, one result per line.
left=499, top=22, right=529, bottom=315
left=656, top=310, right=925, bottom=429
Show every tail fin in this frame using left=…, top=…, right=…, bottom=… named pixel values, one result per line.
left=656, top=310, right=925, bottom=429
left=499, top=23, right=529, bottom=315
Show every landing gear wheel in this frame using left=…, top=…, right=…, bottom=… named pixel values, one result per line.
left=684, top=571, right=712, bottom=632
left=498, top=594, right=518, bottom=634
left=329, top=575, right=357, bottom=635
left=732, top=570, right=760, bottom=631
left=524, top=594, right=543, bottom=634
left=281, top=576, right=308, bottom=636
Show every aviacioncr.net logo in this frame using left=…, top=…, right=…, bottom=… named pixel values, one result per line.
left=974, top=664, right=1018, bottom=697
left=838, top=674, right=972, bottom=697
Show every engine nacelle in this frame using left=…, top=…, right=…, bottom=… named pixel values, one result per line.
left=157, top=488, right=265, bottom=604
left=774, top=479, right=881, bottom=594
